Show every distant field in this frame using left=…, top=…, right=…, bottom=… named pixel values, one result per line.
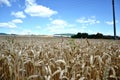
left=0, top=35, right=120, bottom=80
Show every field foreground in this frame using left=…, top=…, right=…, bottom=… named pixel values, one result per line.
left=0, top=36, right=120, bottom=80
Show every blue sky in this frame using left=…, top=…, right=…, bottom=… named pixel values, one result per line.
left=0, top=0, right=120, bottom=35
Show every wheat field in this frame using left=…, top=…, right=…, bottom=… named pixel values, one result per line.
left=0, top=36, right=120, bottom=80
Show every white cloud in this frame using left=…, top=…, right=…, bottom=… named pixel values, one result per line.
left=25, top=0, right=36, bottom=5
left=51, top=19, right=67, bottom=27
left=47, top=19, right=76, bottom=33
left=76, top=16, right=100, bottom=25
left=48, top=19, right=68, bottom=30
left=12, top=19, right=23, bottom=23
left=0, top=0, right=11, bottom=7
left=0, top=19, right=23, bottom=28
left=24, top=0, right=57, bottom=17
left=105, top=21, right=113, bottom=25
left=0, top=22, right=17, bottom=28
left=105, top=20, right=119, bottom=26
left=11, top=11, right=26, bottom=18
left=46, top=18, right=99, bottom=34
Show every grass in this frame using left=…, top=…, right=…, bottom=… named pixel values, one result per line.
left=0, top=35, right=120, bottom=80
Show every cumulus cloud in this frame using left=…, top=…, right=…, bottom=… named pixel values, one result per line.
left=0, top=22, right=17, bottom=28
left=12, top=19, right=23, bottom=23
left=47, top=19, right=75, bottom=33
left=48, top=19, right=68, bottom=30
left=11, top=11, right=26, bottom=18
left=24, top=0, right=57, bottom=17
left=105, top=20, right=119, bottom=26
left=105, top=21, right=113, bottom=25
left=0, top=0, right=11, bottom=7
left=25, top=0, right=36, bottom=5
left=76, top=16, right=100, bottom=25
left=0, top=19, right=23, bottom=28
left=51, top=19, right=67, bottom=27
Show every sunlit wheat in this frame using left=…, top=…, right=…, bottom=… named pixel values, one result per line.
left=0, top=36, right=120, bottom=80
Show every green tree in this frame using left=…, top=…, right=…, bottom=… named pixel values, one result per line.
left=96, top=33, right=103, bottom=39
left=81, top=33, right=88, bottom=38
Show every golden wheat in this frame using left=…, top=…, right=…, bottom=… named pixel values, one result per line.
left=0, top=36, right=120, bottom=80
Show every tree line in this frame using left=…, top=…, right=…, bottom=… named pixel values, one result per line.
left=71, top=32, right=120, bottom=39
